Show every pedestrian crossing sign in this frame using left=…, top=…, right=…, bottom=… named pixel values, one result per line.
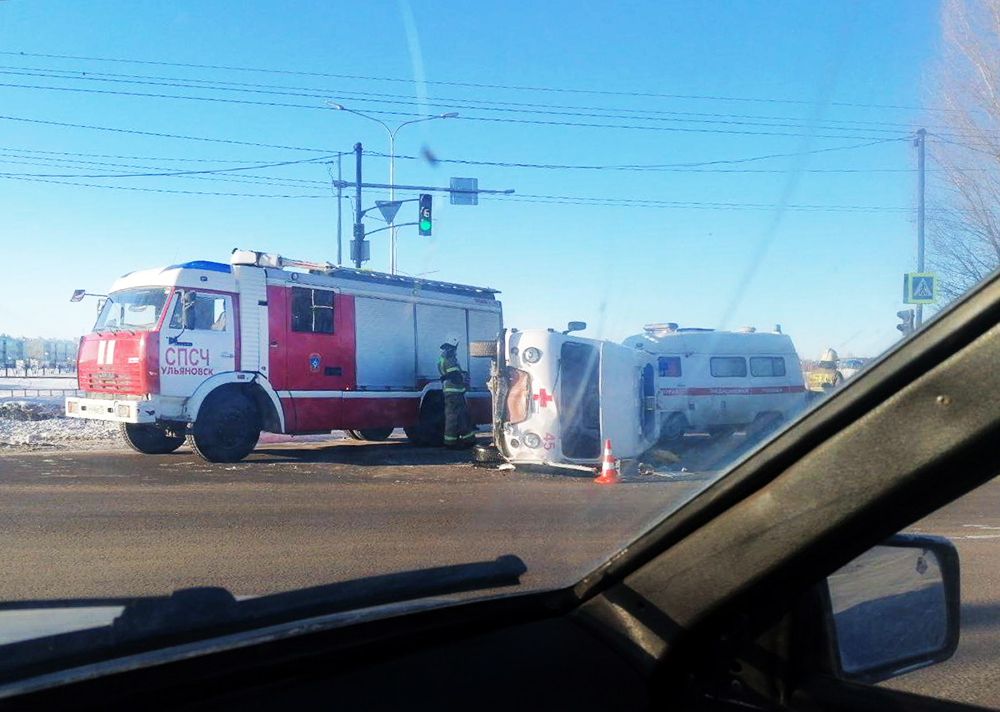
left=904, top=272, right=936, bottom=304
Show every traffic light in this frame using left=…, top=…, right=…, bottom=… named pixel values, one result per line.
left=896, top=309, right=915, bottom=337
left=418, top=194, right=432, bottom=236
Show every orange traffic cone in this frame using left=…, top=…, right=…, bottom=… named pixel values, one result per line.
left=593, top=438, right=619, bottom=485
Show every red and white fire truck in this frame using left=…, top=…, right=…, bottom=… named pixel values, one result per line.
left=66, top=249, right=502, bottom=462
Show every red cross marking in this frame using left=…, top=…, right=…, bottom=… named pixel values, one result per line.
left=532, top=388, right=554, bottom=408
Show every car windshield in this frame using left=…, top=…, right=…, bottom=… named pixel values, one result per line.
left=93, top=287, right=172, bottom=332
left=1, top=0, right=997, bottom=681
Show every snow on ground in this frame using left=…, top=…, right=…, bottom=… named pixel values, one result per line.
left=0, top=394, right=123, bottom=452
left=0, top=383, right=348, bottom=453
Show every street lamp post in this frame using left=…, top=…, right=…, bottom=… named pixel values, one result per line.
left=326, top=102, right=458, bottom=275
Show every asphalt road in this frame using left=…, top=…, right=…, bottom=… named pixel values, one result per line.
left=0, top=437, right=707, bottom=600
left=2, top=436, right=1000, bottom=706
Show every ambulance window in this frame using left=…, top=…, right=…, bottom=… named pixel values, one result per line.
left=710, top=357, right=747, bottom=377
left=658, top=357, right=682, bottom=377
left=168, top=292, right=229, bottom=331
left=750, top=357, right=786, bottom=377
left=291, top=287, right=335, bottom=334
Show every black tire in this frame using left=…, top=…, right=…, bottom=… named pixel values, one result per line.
left=357, top=427, right=394, bottom=441
left=659, top=413, right=688, bottom=443
left=746, top=412, right=783, bottom=443
left=190, top=388, right=261, bottom=463
left=404, top=392, right=445, bottom=447
left=469, top=340, right=496, bottom=358
left=345, top=430, right=365, bottom=440
left=403, top=426, right=427, bottom=446
left=119, top=422, right=185, bottom=455
left=472, top=443, right=503, bottom=464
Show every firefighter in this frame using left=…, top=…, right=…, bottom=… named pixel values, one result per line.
left=438, top=333, right=476, bottom=449
left=807, top=348, right=844, bottom=393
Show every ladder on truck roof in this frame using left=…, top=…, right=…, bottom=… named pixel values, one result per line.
left=229, top=249, right=499, bottom=299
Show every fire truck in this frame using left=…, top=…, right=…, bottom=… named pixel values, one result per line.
left=65, top=249, right=502, bottom=462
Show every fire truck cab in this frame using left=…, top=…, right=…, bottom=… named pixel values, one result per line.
left=66, top=249, right=501, bottom=462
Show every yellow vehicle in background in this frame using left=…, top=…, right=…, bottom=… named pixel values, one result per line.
left=806, top=348, right=845, bottom=393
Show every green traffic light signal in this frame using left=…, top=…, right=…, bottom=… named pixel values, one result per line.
left=418, top=194, right=432, bottom=236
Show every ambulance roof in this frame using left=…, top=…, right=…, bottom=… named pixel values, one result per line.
left=623, top=329, right=799, bottom=356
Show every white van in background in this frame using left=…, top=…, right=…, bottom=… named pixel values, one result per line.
left=622, top=323, right=807, bottom=442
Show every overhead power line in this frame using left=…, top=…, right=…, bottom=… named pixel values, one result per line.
left=0, top=114, right=334, bottom=152
left=0, top=154, right=332, bottom=190
left=485, top=194, right=910, bottom=213
left=0, top=78, right=910, bottom=140
left=0, top=169, right=910, bottom=212
left=0, top=174, right=331, bottom=198
left=0, top=66, right=941, bottom=137
left=0, top=49, right=959, bottom=113
left=0, top=153, right=341, bottom=179
left=377, top=138, right=907, bottom=171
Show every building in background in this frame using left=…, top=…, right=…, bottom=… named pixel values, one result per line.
left=0, top=335, right=78, bottom=369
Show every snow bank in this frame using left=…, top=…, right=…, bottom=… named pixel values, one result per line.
left=0, top=394, right=122, bottom=452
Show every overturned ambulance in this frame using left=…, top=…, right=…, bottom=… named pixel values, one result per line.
left=476, top=325, right=659, bottom=469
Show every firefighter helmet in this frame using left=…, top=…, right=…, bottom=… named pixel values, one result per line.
left=820, top=348, right=838, bottom=363
left=441, top=333, right=461, bottom=349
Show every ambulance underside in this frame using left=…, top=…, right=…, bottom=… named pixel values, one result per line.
left=490, top=331, right=659, bottom=468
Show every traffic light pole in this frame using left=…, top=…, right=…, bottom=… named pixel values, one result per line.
left=915, top=128, right=926, bottom=328
left=354, top=142, right=364, bottom=269
left=336, top=152, right=343, bottom=266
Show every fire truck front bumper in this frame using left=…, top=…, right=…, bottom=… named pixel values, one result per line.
left=65, top=396, right=157, bottom=423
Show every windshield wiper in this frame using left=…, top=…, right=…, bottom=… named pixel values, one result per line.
left=0, top=555, right=527, bottom=683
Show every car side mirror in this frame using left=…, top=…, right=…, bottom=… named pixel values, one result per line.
left=564, top=321, right=587, bottom=334
left=70, top=289, right=86, bottom=303
left=824, top=533, right=960, bottom=684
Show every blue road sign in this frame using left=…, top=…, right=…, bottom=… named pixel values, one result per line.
left=904, top=272, right=936, bottom=305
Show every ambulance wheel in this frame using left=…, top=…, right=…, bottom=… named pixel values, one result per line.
left=747, top=412, right=783, bottom=442
left=472, top=443, right=504, bottom=465
left=357, top=427, right=394, bottom=441
left=659, top=413, right=687, bottom=443
left=190, top=389, right=261, bottom=463
left=119, top=422, right=185, bottom=455
left=405, top=392, right=445, bottom=447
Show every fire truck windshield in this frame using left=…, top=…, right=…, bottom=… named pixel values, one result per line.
left=93, top=287, right=172, bottom=333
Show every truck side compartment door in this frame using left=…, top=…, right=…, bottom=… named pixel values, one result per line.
left=282, top=286, right=356, bottom=432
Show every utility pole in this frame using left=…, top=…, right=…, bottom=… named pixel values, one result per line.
left=915, top=128, right=926, bottom=328
left=336, top=153, right=343, bottom=266
left=354, top=142, right=364, bottom=269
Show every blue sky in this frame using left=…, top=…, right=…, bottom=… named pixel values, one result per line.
left=0, top=0, right=944, bottom=358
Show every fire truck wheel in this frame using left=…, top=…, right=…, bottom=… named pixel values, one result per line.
left=119, top=422, right=185, bottom=455
left=405, top=392, right=445, bottom=447
left=357, top=427, right=394, bottom=441
left=190, top=389, right=261, bottom=463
